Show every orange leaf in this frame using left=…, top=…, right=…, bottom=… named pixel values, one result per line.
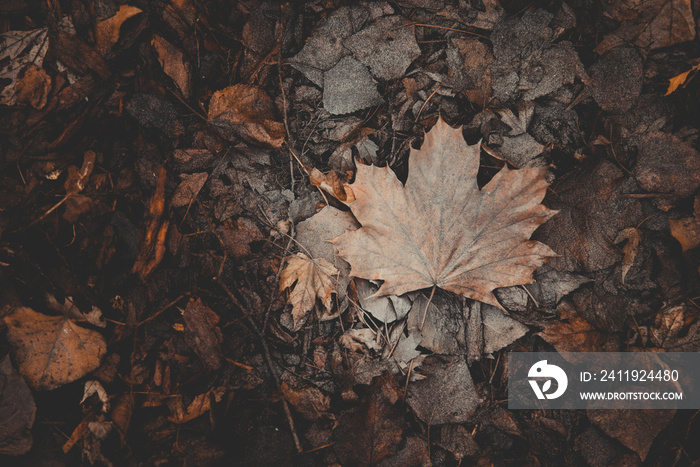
left=4, top=307, right=106, bottom=390
left=665, top=62, right=700, bottom=96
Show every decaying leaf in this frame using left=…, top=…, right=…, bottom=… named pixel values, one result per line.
left=280, top=373, right=330, bottom=421
left=633, top=132, right=700, bottom=198
left=208, top=84, right=285, bottom=148
left=279, top=253, right=338, bottom=330
left=343, top=15, right=421, bottom=81
left=0, top=28, right=49, bottom=107
left=323, top=56, right=383, bottom=115
left=614, top=227, right=641, bottom=284
left=0, top=356, right=36, bottom=455
left=669, top=199, right=700, bottom=251
left=182, top=298, right=223, bottom=370
left=594, top=0, right=696, bottom=55
left=333, top=117, right=557, bottom=309
left=167, top=386, right=227, bottom=424
left=171, top=172, right=208, bottom=208
left=333, top=373, right=405, bottom=464
left=14, top=64, right=51, bottom=109
left=4, top=307, right=106, bottom=390
left=95, top=5, right=143, bottom=55
left=152, top=35, right=191, bottom=98
left=295, top=206, right=359, bottom=302
left=539, top=301, right=619, bottom=354
left=587, top=409, right=675, bottom=461
left=406, top=355, right=482, bottom=425
left=535, top=160, right=643, bottom=272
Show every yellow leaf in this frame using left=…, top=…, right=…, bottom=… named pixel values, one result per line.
left=279, top=253, right=338, bottom=329
left=665, top=63, right=700, bottom=95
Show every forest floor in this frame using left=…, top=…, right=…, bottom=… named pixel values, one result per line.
left=1, top=0, right=700, bottom=465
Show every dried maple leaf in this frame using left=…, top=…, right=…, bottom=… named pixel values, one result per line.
left=332, top=117, right=557, bottom=308
left=279, top=252, right=338, bottom=329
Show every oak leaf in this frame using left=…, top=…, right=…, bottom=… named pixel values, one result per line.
left=332, top=117, right=557, bottom=308
left=279, top=252, right=338, bottom=329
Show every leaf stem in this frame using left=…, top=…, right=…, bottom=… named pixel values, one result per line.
left=420, top=285, right=437, bottom=331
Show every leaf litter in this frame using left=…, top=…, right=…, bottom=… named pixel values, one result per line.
left=2, top=0, right=700, bottom=463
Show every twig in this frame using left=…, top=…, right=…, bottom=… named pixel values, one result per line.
left=420, top=285, right=437, bottom=331
left=215, top=269, right=303, bottom=453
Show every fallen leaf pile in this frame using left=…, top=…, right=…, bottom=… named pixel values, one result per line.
left=3, top=0, right=700, bottom=463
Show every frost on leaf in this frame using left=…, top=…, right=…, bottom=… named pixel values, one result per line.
left=332, top=117, right=557, bottom=309
left=279, top=252, right=338, bottom=330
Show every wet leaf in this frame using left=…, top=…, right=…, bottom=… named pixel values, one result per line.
left=333, top=117, right=557, bottom=309
left=14, top=64, right=51, bottom=109
left=208, top=84, right=285, bottom=148
left=4, top=307, right=106, bottom=390
left=588, top=46, right=642, bottom=113
left=614, top=227, right=641, bottom=284
left=167, top=386, right=227, bottom=424
left=279, top=253, right=338, bottom=330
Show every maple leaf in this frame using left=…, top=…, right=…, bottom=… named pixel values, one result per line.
left=332, top=117, right=557, bottom=308
left=279, top=252, right=338, bottom=329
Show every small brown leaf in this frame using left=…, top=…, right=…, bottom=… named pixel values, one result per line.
left=167, top=386, right=227, bottom=424
left=669, top=195, right=700, bottom=251
left=208, top=84, right=285, bottom=148
left=539, top=301, right=619, bottom=354
left=588, top=409, right=675, bottom=461
left=95, top=5, right=143, bottom=55
left=182, top=298, right=223, bottom=370
left=171, top=172, right=208, bottom=208
left=14, top=64, right=51, bottom=109
left=614, top=227, right=641, bottom=284
left=4, top=307, right=106, bottom=390
left=279, top=253, right=338, bottom=330
left=152, top=35, right=191, bottom=98
left=333, top=117, right=557, bottom=308
left=308, top=168, right=355, bottom=203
